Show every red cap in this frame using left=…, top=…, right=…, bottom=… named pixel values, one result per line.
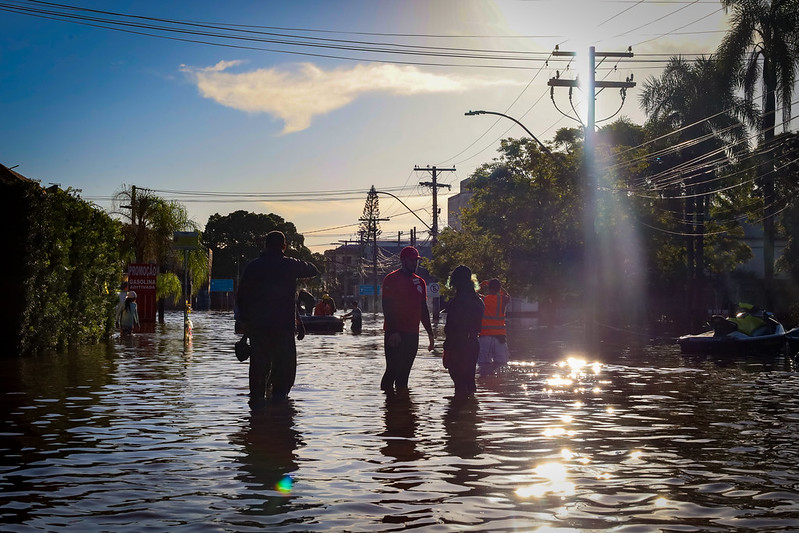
left=400, top=246, right=420, bottom=260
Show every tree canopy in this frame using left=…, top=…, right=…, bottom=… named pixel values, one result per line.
left=203, top=210, right=318, bottom=286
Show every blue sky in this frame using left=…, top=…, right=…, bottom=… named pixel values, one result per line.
left=1, top=0, right=734, bottom=251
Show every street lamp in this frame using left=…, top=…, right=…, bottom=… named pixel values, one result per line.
left=465, top=110, right=557, bottom=161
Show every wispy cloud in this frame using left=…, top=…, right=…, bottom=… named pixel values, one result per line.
left=180, top=60, right=513, bottom=133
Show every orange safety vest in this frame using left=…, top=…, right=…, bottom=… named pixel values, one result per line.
left=480, top=293, right=508, bottom=336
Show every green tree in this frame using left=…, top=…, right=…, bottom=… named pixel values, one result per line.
left=2, top=177, right=123, bottom=354
left=112, top=185, right=209, bottom=321
left=203, top=210, right=318, bottom=288
left=718, top=0, right=799, bottom=304
left=639, top=55, right=758, bottom=325
left=429, top=137, right=582, bottom=317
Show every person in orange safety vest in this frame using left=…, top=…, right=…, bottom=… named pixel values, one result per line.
left=478, top=279, right=510, bottom=370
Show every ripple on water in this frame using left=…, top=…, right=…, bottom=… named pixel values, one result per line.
left=2, top=311, right=799, bottom=530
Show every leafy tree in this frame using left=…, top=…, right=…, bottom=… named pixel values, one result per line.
left=203, top=210, right=318, bottom=288
left=112, top=185, right=209, bottom=321
left=429, top=137, right=582, bottom=317
left=2, top=177, right=123, bottom=354
left=775, top=133, right=799, bottom=279
left=718, top=0, right=799, bottom=304
left=639, top=55, right=758, bottom=325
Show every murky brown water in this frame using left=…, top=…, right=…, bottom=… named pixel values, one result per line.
left=3, top=311, right=799, bottom=531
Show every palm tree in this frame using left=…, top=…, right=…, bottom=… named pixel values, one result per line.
left=718, top=0, right=799, bottom=306
left=112, top=185, right=209, bottom=322
left=640, top=56, right=758, bottom=327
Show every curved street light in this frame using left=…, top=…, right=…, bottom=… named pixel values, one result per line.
left=465, top=110, right=557, bottom=161
left=374, top=189, right=432, bottom=232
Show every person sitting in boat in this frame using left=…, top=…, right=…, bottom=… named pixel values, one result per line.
left=314, top=294, right=336, bottom=316
left=712, top=302, right=769, bottom=336
left=297, top=288, right=315, bottom=316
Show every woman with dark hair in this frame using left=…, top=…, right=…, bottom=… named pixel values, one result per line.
left=442, top=265, right=484, bottom=395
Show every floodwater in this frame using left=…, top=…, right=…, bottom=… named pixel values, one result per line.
left=2, top=311, right=799, bottom=532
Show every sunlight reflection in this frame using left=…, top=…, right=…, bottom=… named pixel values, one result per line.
left=654, top=496, right=669, bottom=508
left=561, top=448, right=591, bottom=465
left=516, top=462, right=575, bottom=499
left=543, top=427, right=567, bottom=437
left=546, top=375, right=574, bottom=387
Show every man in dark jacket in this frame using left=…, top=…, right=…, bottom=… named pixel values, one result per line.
left=236, top=231, right=319, bottom=409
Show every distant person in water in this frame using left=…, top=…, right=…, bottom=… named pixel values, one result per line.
left=381, top=246, right=434, bottom=393
left=342, top=300, right=362, bottom=334
left=117, top=290, right=140, bottom=335
left=115, top=281, right=129, bottom=327
left=236, top=231, right=319, bottom=410
left=442, top=266, right=484, bottom=396
left=478, top=278, right=511, bottom=371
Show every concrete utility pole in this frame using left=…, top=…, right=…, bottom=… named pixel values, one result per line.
left=416, top=165, right=454, bottom=247
left=548, top=46, right=635, bottom=346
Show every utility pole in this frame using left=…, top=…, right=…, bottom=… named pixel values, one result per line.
left=548, top=46, right=635, bottom=346
left=359, top=214, right=389, bottom=314
left=416, top=165, right=454, bottom=247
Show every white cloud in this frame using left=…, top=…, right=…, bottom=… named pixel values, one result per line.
left=181, top=61, right=515, bottom=133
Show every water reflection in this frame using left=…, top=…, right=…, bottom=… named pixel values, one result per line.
left=3, top=311, right=799, bottom=531
left=232, top=401, right=301, bottom=515
left=443, top=395, right=481, bottom=459
left=380, top=391, right=422, bottom=463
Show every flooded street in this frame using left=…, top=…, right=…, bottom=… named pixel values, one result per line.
left=3, top=311, right=799, bottom=531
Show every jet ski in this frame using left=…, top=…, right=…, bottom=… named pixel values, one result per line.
left=677, top=303, right=786, bottom=355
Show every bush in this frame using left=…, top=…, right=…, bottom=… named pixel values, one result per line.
left=1, top=179, right=123, bottom=355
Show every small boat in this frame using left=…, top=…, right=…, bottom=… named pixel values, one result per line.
left=301, top=314, right=344, bottom=333
left=677, top=303, right=786, bottom=355
left=785, top=327, right=799, bottom=354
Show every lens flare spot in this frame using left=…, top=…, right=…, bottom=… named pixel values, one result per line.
left=275, top=474, right=294, bottom=493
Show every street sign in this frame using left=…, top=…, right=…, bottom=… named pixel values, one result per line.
left=428, top=282, right=440, bottom=296
left=359, top=285, right=381, bottom=296
left=174, top=231, right=200, bottom=250
left=210, top=279, right=234, bottom=292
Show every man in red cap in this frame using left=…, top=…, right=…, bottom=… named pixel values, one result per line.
left=380, top=245, right=434, bottom=392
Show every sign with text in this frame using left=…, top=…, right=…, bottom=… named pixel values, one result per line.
left=210, top=279, right=234, bottom=292
left=127, top=263, right=158, bottom=323
left=359, top=284, right=381, bottom=296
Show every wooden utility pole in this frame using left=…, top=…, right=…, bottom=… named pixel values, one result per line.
left=416, top=165, right=454, bottom=247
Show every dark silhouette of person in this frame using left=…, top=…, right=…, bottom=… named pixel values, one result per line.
left=442, top=265, right=484, bottom=396
left=297, top=289, right=315, bottom=316
left=342, top=300, right=362, bottom=334
left=236, top=231, right=319, bottom=410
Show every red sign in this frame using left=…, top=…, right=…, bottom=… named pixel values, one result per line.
left=127, top=263, right=158, bottom=323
